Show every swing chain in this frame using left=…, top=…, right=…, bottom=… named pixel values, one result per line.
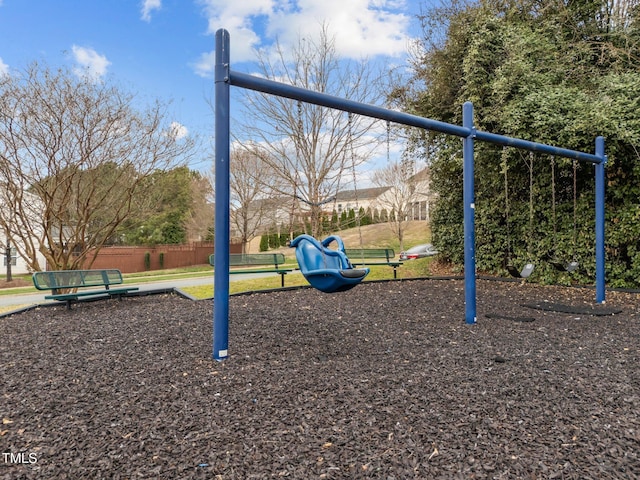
left=348, top=113, right=365, bottom=260
left=502, top=147, right=512, bottom=261
left=572, top=159, right=578, bottom=259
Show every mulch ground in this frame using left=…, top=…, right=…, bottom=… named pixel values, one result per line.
left=1, top=278, right=639, bottom=479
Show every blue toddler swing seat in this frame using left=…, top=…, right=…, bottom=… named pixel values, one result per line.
left=289, top=234, right=369, bottom=293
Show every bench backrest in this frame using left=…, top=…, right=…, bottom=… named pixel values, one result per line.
left=208, top=253, right=286, bottom=267
left=344, top=248, right=395, bottom=262
left=32, top=269, right=124, bottom=291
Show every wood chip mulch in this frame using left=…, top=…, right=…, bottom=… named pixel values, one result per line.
left=1, top=278, right=639, bottom=479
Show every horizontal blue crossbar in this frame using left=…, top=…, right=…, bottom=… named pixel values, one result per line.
left=229, top=70, right=471, bottom=137
left=474, top=130, right=602, bottom=164
left=229, top=69, right=603, bottom=164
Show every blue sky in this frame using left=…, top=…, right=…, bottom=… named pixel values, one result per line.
left=0, top=0, right=423, bottom=172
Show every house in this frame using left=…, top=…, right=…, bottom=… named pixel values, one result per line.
left=0, top=236, right=47, bottom=275
left=231, top=167, right=436, bottom=238
left=229, top=196, right=295, bottom=241
left=0, top=189, right=48, bottom=275
left=403, top=167, right=435, bottom=221
left=333, top=186, right=391, bottom=219
left=335, top=168, right=435, bottom=222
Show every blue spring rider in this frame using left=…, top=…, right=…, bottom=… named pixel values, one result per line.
left=289, top=234, right=369, bottom=293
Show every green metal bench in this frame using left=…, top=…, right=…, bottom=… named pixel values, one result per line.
left=32, top=269, right=139, bottom=309
left=209, top=253, right=294, bottom=287
left=344, top=248, right=403, bottom=278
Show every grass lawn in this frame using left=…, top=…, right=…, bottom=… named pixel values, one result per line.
left=180, top=257, right=436, bottom=300
left=0, top=222, right=437, bottom=303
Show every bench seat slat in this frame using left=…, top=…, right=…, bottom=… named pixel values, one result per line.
left=344, top=248, right=395, bottom=261
left=44, top=287, right=138, bottom=300
left=344, top=249, right=402, bottom=278
left=209, top=253, right=294, bottom=287
left=229, top=268, right=293, bottom=274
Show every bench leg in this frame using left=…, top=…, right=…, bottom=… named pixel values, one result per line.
left=280, top=273, right=285, bottom=288
left=393, top=267, right=398, bottom=279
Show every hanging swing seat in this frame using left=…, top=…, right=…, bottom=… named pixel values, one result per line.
left=289, top=234, right=369, bottom=293
left=502, top=149, right=536, bottom=280
left=550, top=259, right=579, bottom=273
left=564, top=261, right=579, bottom=272
left=542, top=252, right=579, bottom=273
left=506, top=262, right=535, bottom=279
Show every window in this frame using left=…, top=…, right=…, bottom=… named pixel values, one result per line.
left=3, top=247, right=17, bottom=266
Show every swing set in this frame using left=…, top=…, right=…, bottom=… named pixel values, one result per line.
left=502, top=149, right=536, bottom=279
left=213, top=29, right=607, bottom=361
left=502, top=149, right=583, bottom=278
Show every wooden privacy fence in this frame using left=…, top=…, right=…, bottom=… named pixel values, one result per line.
left=79, top=242, right=243, bottom=273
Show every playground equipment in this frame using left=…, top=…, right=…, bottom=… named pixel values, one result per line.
left=213, top=29, right=606, bottom=361
left=289, top=234, right=369, bottom=293
left=502, top=149, right=535, bottom=278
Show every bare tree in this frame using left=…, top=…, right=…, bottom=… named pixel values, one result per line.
left=184, top=173, right=214, bottom=242
left=237, top=23, right=386, bottom=238
left=371, top=160, right=418, bottom=251
left=0, top=62, right=196, bottom=270
left=601, top=0, right=639, bottom=30
left=227, top=148, right=279, bottom=253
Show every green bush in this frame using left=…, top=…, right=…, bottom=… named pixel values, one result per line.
left=259, top=235, right=269, bottom=252
left=400, top=1, right=640, bottom=287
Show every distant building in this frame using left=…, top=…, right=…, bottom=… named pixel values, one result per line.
left=230, top=167, right=436, bottom=238
left=333, top=186, right=391, bottom=218
left=0, top=190, right=48, bottom=274
left=338, top=168, right=435, bottom=222
left=405, top=167, right=435, bottom=221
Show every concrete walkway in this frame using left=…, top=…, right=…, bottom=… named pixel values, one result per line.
left=0, top=271, right=286, bottom=309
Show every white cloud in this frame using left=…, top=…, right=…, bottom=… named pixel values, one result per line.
left=0, top=57, right=8, bottom=77
left=71, top=45, right=111, bottom=81
left=141, top=0, right=162, bottom=22
left=194, top=0, right=414, bottom=75
left=197, top=0, right=270, bottom=63
left=193, top=51, right=216, bottom=78
left=168, top=121, right=189, bottom=140
left=269, top=0, right=411, bottom=58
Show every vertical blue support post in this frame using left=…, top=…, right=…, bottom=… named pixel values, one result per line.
left=213, top=29, right=230, bottom=360
left=594, top=136, right=606, bottom=303
left=462, top=102, right=476, bottom=324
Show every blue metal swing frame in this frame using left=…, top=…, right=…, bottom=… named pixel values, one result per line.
left=213, top=29, right=607, bottom=361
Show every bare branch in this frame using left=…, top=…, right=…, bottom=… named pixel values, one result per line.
left=235, top=23, right=389, bottom=237
left=0, top=62, right=197, bottom=270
